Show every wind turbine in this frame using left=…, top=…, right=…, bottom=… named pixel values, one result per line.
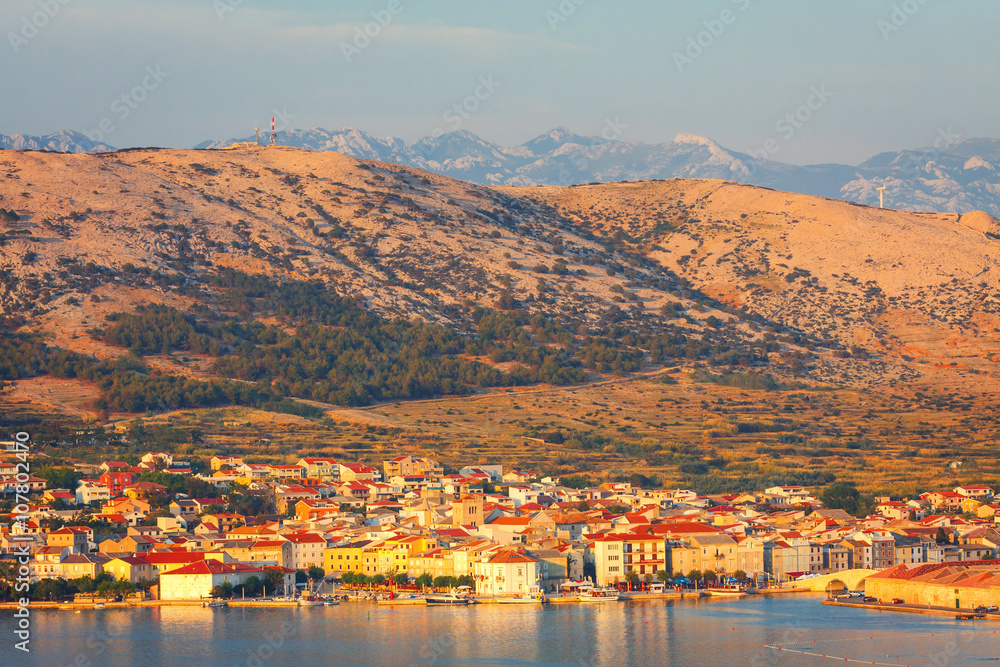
left=877, top=185, right=887, bottom=209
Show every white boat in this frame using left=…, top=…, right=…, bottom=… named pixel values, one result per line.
left=425, top=593, right=471, bottom=605
left=93, top=603, right=106, bottom=610
left=496, top=593, right=545, bottom=604
left=298, top=594, right=324, bottom=606
left=706, top=588, right=746, bottom=598
left=578, top=588, right=622, bottom=602
left=203, top=600, right=228, bottom=608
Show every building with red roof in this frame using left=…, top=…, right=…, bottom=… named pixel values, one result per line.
left=472, top=548, right=540, bottom=596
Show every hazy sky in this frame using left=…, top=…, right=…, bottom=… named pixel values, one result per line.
left=2, top=0, right=997, bottom=164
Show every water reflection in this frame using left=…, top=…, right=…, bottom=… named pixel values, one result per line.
left=7, top=596, right=999, bottom=666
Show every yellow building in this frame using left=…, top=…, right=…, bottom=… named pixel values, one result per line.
left=382, top=534, right=437, bottom=557
left=668, top=534, right=739, bottom=577
left=592, top=533, right=666, bottom=586
left=962, top=498, right=984, bottom=515
left=408, top=548, right=458, bottom=580
left=369, top=543, right=410, bottom=576
left=324, top=540, right=375, bottom=575
left=210, top=456, right=244, bottom=471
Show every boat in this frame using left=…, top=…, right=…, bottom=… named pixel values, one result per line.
left=578, top=588, right=622, bottom=602
left=297, top=598, right=324, bottom=607
left=203, top=600, right=228, bottom=608
left=377, top=594, right=426, bottom=606
left=956, top=612, right=986, bottom=620
left=425, top=593, right=472, bottom=605
left=496, top=593, right=546, bottom=604
left=93, top=603, right=106, bottom=610
left=707, top=587, right=747, bottom=598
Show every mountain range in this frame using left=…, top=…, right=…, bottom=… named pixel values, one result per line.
left=4, top=128, right=1000, bottom=216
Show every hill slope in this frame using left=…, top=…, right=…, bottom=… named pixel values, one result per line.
left=0, top=146, right=998, bottom=423
left=512, top=179, right=1000, bottom=383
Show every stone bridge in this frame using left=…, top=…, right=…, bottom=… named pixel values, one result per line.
left=794, top=569, right=880, bottom=592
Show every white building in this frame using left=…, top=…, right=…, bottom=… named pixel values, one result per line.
left=141, top=452, right=173, bottom=468
left=159, top=560, right=293, bottom=600
left=284, top=532, right=328, bottom=570
left=472, top=550, right=540, bottom=596
left=76, top=481, right=111, bottom=505
left=507, top=486, right=543, bottom=508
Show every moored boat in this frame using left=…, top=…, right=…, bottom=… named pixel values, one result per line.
left=496, top=592, right=546, bottom=604
left=425, top=593, right=471, bottom=605
left=706, top=588, right=746, bottom=598
left=298, top=594, right=324, bottom=606
left=578, top=588, right=622, bottom=602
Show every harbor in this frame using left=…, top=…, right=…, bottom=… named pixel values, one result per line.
left=9, top=594, right=1000, bottom=666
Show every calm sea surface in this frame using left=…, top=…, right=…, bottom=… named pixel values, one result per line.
left=4, top=595, right=999, bottom=666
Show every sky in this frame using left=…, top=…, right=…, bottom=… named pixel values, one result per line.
left=2, top=0, right=997, bottom=165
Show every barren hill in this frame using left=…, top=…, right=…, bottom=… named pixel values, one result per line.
left=0, top=146, right=998, bottom=424
left=0, top=146, right=689, bottom=326
left=513, top=180, right=1000, bottom=383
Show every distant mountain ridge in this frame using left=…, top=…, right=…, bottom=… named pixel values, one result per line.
left=4, top=127, right=1000, bottom=215
left=0, top=130, right=115, bottom=153
left=196, top=128, right=1000, bottom=217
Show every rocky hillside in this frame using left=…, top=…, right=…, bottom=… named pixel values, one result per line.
left=515, top=179, right=1000, bottom=382
left=0, top=145, right=998, bottom=422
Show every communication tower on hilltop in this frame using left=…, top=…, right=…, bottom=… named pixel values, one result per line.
left=877, top=185, right=887, bottom=209
left=255, top=126, right=260, bottom=146
left=270, top=117, right=276, bottom=146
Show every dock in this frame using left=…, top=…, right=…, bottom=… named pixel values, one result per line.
left=824, top=599, right=1000, bottom=620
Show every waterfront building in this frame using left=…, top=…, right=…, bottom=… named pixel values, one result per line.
left=473, top=549, right=540, bottom=596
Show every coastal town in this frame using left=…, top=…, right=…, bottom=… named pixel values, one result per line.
left=2, top=450, right=999, bottom=610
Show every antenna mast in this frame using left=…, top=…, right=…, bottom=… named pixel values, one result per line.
left=255, top=126, right=260, bottom=146
left=270, top=117, right=276, bottom=146
left=877, top=185, right=887, bottom=209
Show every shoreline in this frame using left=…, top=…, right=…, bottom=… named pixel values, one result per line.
left=823, top=599, right=1000, bottom=620
left=1, top=588, right=818, bottom=610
